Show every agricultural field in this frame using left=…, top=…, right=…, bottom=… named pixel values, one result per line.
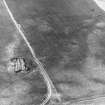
left=1, top=0, right=105, bottom=105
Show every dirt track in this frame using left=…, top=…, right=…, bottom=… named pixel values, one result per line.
left=0, top=1, right=48, bottom=105
left=1, top=0, right=105, bottom=105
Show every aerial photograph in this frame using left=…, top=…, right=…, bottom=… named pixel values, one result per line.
left=0, top=0, right=105, bottom=105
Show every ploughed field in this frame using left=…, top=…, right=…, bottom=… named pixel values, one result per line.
left=1, top=0, right=105, bottom=105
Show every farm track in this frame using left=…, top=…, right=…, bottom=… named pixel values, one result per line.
left=1, top=0, right=61, bottom=105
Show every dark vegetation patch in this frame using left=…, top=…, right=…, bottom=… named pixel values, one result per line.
left=7, top=0, right=98, bottom=70
left=24, top=13, right=93, bottom=70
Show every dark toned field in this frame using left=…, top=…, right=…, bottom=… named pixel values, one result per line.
left=1, top=0, right=105, bottom=105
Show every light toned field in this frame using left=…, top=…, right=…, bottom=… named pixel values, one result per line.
left=0, top=1, right=47, bottom=105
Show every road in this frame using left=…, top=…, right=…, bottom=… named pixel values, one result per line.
left=1, top=0, right=105, bottom=105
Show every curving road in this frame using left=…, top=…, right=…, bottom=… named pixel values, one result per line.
left=1, top=0, right=105, bottom=105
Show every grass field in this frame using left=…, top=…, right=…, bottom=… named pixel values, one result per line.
left=1, top=0, right=105, bottom=105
